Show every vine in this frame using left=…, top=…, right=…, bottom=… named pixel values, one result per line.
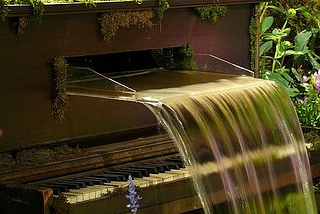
left=0, top=0, right=9, bottom=20
left=98, top=10, right=154, bottom=42
left=52, top=56, right=68, bottom=122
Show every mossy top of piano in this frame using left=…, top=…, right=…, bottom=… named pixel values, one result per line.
left=0, top=0, right=260, bottom=152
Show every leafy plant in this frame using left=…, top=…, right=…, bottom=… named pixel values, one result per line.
left=259, top=1, right=320, bottom=127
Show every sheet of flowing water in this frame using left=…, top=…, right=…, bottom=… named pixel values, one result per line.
left=136, top=76, right=317, bottom=214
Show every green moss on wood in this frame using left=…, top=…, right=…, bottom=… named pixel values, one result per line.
left=51, top=195, right=72, bottom=214
left=52, top=56, right=68, bottom=122
left=249, top=16, right=257, bottom=71
left=98, top=10, right=154, bottom=42
left=195, top=6, right=227, bottom=24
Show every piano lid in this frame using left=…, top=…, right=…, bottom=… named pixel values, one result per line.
left=66, top=52, right=254, bottom=102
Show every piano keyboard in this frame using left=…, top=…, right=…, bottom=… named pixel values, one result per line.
left=33, top=157, right=193, bottom=204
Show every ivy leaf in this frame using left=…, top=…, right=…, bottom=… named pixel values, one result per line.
left=259, top=41, right=273, bottom=56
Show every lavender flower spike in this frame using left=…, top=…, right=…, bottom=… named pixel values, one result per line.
left=126, top=175, right=142, bottom=214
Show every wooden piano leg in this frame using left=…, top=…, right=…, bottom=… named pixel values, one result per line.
left=0, top=183, right=53, bottom=214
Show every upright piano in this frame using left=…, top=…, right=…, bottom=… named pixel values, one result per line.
left=0, top=0, right=269, bottom=213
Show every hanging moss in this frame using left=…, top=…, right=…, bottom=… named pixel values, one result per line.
left=155, top=0, right=169, bottom=21
left=52, top=56, right=68, bottom=122
left=98, top=10, right=154, bottom=42
left=249, top=16, right=257, bottom=71
left=14, top=16, right=29, bottom=35
left=0, top=0, right=9, bottom=20
left=194, top=6, right=227, bottom=24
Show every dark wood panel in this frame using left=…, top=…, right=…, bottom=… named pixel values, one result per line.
left=0, top=4, right=254, bottom=151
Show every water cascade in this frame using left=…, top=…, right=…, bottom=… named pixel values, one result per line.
left=137, top=76, right=317, bottom=214
left=66, top=63, right=317, bottom=213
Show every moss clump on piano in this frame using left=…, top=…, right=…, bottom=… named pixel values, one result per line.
left=16, top=144, right=82, bottom=164
left=0, top=153, right=13, bottom=166
left=0, top=144, right=83, bottom=166
left=52, top=195, right=72, bottom=214
left=52, top=56, right=68, bottom=122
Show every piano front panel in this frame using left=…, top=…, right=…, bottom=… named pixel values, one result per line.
left=0, top=3, right=255, bottom=152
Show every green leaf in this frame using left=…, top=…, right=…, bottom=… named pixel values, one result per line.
left=259, top=41, right=273, bottom=56
left=308, top=53, right=320, bottom=70
left=294, top=30, right=312, bottom=52
left=291, top=68, right=301, bottom=81
left=261, top=16, right=274, bottom=34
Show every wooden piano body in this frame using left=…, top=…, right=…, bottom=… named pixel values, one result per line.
left=0, top=0, right=269, bottom=213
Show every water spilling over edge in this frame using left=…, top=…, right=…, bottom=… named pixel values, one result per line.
left=138, top=76, right=317, bottom=214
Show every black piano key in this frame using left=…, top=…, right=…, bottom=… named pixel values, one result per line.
left=160, top=161, right=181, bottom=170
left=123, top=168, right=150, bottom=177
left=40, top=184, right=69, bottom=192
left=130, top=166, right=159, bottom=174
left=65, top=179, right=90, bottom=187
left=82, top=176, right=110, bottom=184
left=50, top=182, right=81, bottom=190
left=141, top=164, right=166, bottom=173
left=90, top=173, right=126, bottom=181
left=73, top=179, right=94, bottom=186
left=114, top=169, right=144, bottom=178
left=63, top=180, right=87, bottom=188
left=165, top=159, right=185, bottom=168
left=101, top=171, right=133, bottom=180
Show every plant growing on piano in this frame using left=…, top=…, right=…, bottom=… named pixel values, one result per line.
left=52, top=56, right=68, bottom=121
left=126, top=175, right=142, bottom=214
left=259, top=2, right=320, bottom=127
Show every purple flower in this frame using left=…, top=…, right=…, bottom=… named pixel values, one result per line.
left=300, top=75, right=310, bottom=83
left=126, top=175, right=142, bottom=214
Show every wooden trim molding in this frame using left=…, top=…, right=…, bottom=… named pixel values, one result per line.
left=7, top=0, right=261, bottom=17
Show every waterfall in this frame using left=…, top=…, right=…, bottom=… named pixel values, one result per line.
left=137, top=75, right=317, bottom=214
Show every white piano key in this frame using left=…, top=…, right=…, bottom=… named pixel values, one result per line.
left=61, top=192, right=83, bottom=203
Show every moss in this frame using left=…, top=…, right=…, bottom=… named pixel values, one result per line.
left=51, top=195, right=72, bottom=214
left=155, top=0, right=169, bottom=21
left=15, top=16, right=29, bottom=35
left=0, top=153, right=13, bottom=166
left=249, top=16, right=257, bottom=71
left=52, top=56, right=68, bottom=122
left=0, top=0, right=9, bottom=20
left=98, top=10, right=154, bottom=42
left=194, top=6, right=227, bottom=24
left=304, top=130, right=320, bottom=154
left=15, top=144, right=82, bottom=164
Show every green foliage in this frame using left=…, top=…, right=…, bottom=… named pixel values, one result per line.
left=98, top=10, right=154, bottom=42
left=195, top=6, right=227, bottom=24
left=155, top=0, right=169, bottom=21
left=0, top=0, right=9, bottom=20
left=52, top=56, right=68, bottom=122
left=78, top=0, right=96, bottom=9
left=294, top=85, right=320, bottom=127
left=259, top=1, right=320, bottom=127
